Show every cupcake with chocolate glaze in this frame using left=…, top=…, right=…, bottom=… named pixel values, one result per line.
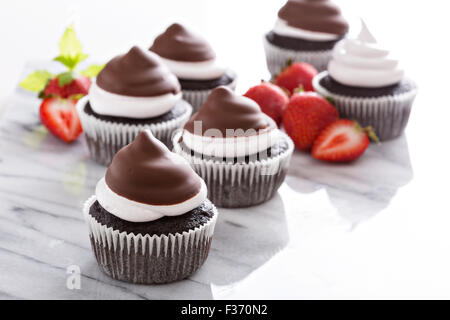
left=83, top=129, right=218, bottom=284
left=77, top=46, right=192, bottom=165
left=264, top=0, right=349, bottom=75
left=313, top=22, right=418, bottom=140
left=150, top=23, right=237, bottom=111
left=173, top=86, right=294, bottom=208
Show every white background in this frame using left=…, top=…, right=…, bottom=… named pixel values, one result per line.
left=1, top=0, right=450, bottom=299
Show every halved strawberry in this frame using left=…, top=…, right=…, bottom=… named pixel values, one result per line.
left=312, top=119, right=378, bottom=163
left=43, top=75, right=91, bottom=99
left=39, top=98, right=82, bottom=143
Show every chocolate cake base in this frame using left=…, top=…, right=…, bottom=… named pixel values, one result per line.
left=83, top=100, right=188, bottom=125
left=89, top=200, right=215, bottom=236
left=85, top=199, right=217, bottom=284
left=265, top=31, right=343, bottom=51
left=179, top=70, right=236, bottom=91
left=318, top=75, right=417, bottom=98
left=263, top=33, right=337, bottom=75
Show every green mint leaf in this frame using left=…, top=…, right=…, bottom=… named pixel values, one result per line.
left=19, top=70, right=54, bottom=93
left=59, top=24, right=82, bottom=60
left=58, top=72, right=75, bottom=86
left=55, top=25, right=88, bottom=70
left=80, top=64, right=105, bottom=78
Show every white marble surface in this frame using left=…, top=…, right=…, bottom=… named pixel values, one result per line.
left=1, top=0, right=450, bottom=299
left=2, top=61, right=450, bottom=300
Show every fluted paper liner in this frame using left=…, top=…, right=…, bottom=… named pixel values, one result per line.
left=182, top=77, right=237, bottom=112
left=263, top=36, right=332, bottom=76
left=173, top=131, right=294, bottom=208
left=313, top=72, right=418, bottom=141
left=83, top=196, right=218, bottom=284
left=77, top=97, right=192, bottom=166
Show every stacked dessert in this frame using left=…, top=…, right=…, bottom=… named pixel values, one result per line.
left=264, top=0, right=349, bottom=75
left=313, top=22, right=418, bottom=140
left=150, top=23, right=237, bottom=111
left=77, top=46, right=192, bottom=165
left=83, top=130, right=218, bottom=284
left=173, top=86, right=294, bottom=208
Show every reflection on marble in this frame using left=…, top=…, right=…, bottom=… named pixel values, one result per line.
left=1, top=63, right=438, bottom=300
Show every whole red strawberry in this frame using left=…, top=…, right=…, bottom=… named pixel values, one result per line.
left=312, top=119, right=378, bottom=162
left=283, top=92, right=339, bottom=151
left=275, top=62, right=318, bottom=95
left=244, top=82, right=289, bottom=126
left=19, top=25, right=104, bottom=144
left=39, top=98, right=83, bottom=143
left=44, top=75, right=91, bottom=99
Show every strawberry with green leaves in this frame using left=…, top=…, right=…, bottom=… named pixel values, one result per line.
left=20, top=25, right=104, bottom=143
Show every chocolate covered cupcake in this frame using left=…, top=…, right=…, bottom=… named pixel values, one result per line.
left=83, top=130, right=218, bottom=284
left=313, top=22, right=418, bottom=141
left=173, top=86, right=294, bottom=208
left=264, top=0, right=349, bottom=75
left=77, top=46, right=192, bottom=165
left=150, top=23, right=237, bottom=111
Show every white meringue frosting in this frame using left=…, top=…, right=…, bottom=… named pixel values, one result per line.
left=328, top=21, right=404, bottom=88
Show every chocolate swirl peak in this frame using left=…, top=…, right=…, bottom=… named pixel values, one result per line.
left=278, top=0, right=349, bottom=36
left=105, top=130, right=202, bottom=205
left=184, top=86, right=273, bottom=136
left=150, top=23, right=216, bottom=62
left=96, top=46, right=180, bottom=97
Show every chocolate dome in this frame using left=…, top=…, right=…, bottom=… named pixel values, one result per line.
left=184, top=86, right=273, bottom=136
left=96, top=46, right=181, bottom=97
left=278, top=0, right=349, bottom=36
left=105, top=130, right=202, bottom=205
left=150, top=23, right=216, bottom=62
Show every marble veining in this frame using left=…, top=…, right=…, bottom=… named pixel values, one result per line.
left=0, top=62, right=442, bottom=299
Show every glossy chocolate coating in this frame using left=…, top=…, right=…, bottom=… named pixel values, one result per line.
left=184, top=86, right=271, bottom=136
left=96, top=46, right=180, bottom=97
left=278, top=0, right=349, bottom=35
left=150, top=23, right=215, bottom=62
left=105, top=131, right=202, bottom=205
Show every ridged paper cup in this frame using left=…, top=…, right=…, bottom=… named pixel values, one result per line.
left=313, top=72, right=418, bottom=141
left=77, top=96, right=192, bottom=166
left=172, top=131, right=294, bottom=208
left=83, top=196, right=218, bottom=284
left=263, top=36, right=332, bottom=77
left=182, top=77, right=237, bottom=112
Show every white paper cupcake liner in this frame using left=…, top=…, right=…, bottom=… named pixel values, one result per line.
left=313, top=72, right=418, bottom=141
left=76, top=97, right=192, bottom=166
left=173, top=131, right=294, bottom=208
left=263, top=36, right=333, bottom=77
left=83, top=196, right=218, bottom=284
left=182, top=77, right=237, bottom=112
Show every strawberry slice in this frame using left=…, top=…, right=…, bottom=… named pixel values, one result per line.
left=312, top=119, right=378, bottom=163
left=39, top=98, right=82, bottom=143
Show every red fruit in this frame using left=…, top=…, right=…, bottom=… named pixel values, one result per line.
left=312, top=119, right=377, bottom=163
left=39, top=98, right=83, bottom=143
left=244, top=82, right=289, bottom=126
left=283, top=92, right=339, bottom=151
left=44, top=75, right=91, bottom=99
left=275, top=62, right=318, bottom=95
